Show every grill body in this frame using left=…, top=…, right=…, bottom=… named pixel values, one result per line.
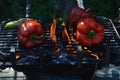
left=0, top=16, right=120, bottom=71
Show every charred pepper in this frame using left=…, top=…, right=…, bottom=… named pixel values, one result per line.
left=69, top=6, right=95, bottom=27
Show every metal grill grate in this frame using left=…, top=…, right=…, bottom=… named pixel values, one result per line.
left=0, top=16, right=119, bottom=69
left=97, top=16, right=120, bottom=54
left=0, top=21, right=18, bottom=55
left=0, top=18, right=78, bottom=67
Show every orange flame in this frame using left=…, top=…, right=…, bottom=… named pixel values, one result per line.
left=99, top=52, right=104, bottom=57
left=83, top=48, right=99, bottom=60
left=90, top=53, right=99, bottom=60
left=16, top=55, right=20, bottom=59
left=62, top=26, right=71, bottom=44
left=50, top=18, right=57, bottom=43
left=69, top=28, right=77, bottom=43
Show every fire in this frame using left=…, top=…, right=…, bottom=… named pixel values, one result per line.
left=99, top=52, right=104, bottom=57
left=16, top=55, right=20, bottom=59
left=69, top=28, right=77, bottom=43
left=82, top=47, right=99, bottom=60
left=90, top=53, right=99, bottom=60
left=50, top=18, right=71, bottom=44
left=50, top=18, right=100, bottom=60
left=62, top=26, right=71, bottom=44
left=50, top=18, right=57, bottom=43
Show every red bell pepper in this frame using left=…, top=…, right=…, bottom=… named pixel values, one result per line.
left=69, top=6, right=95, bottom=27
left=18, top=19, right=44, bottom=48
left=76, top=18, right=104, bottom=47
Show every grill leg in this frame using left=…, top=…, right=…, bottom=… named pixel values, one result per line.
left=104, top=46, right=111, bottom=67
left=76, top=51, right=84, bottom=68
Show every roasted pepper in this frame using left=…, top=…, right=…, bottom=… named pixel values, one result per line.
left=4, top=18, right=26, bottom=28
left=18, top=19, right=44, bottom=48
left=76, top=18, right=104, bottom=47
left=69, top=6, right=95, bottom=27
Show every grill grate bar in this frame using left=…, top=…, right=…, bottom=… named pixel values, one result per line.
left=97, top=16, right=120, bottom=55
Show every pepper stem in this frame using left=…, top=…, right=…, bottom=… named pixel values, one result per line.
left=88, top=30, right=96, bottom=38
left=30, top=34, right=44, bottom=41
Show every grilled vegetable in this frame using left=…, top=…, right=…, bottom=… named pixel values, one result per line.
left=69, top=6, right=95, bottom=27
left=4, top=18, right=26, bottom=28
left=18, top=19, right=44, bottom=48
left=76, top=18, right=104, bottom=47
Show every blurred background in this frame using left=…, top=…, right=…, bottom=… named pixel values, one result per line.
left=0, top=0, right=120, bottom=22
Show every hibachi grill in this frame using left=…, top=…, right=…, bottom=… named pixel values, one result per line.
left=0, top=1, right=120, bottom=80
left=0, top=16, right=120, bottom=72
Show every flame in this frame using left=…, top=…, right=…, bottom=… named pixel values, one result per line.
left=99, top=52, right=104, bottom=57
left=90, top=53, right=99, bottom=60
left=82, top=48, right=99, bottom=60
left=16, top=55, right=20, bottom=59
left=50, top=18, right=71, bottom=44
left=62, top=26, right=71, bottom=44
left=72, top=51, right=78, bottom=54
left=69, top=28, right=77, bottom=43
left=50, top=18, right=57, bottom=43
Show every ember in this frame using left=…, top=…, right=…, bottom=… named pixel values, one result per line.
left=16, top=55, right=20, bottom=60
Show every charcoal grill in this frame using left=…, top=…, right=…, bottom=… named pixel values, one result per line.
left=0, top=1, right=120, bottom=78
left=0, top=16, right=120, bottom=71
left=0, top=17, right=78, bottom=66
